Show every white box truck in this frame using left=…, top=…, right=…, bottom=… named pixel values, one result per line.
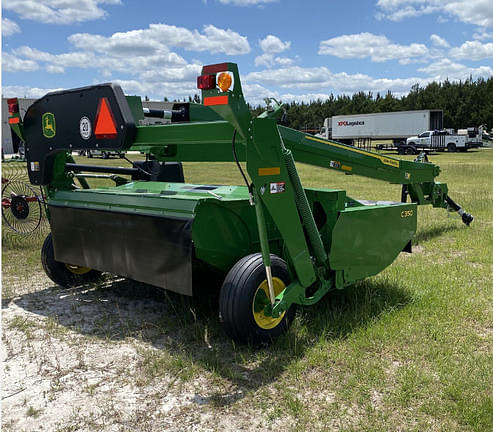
left=316, top=110, right=443, bottom=146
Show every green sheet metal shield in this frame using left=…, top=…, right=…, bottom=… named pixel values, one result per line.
left=42, top=112, right=56, bottom=138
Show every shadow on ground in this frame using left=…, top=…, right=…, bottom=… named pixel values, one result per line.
left=8, top=274, right=410, bottom=406
left=414, top=223, right=461, bottom=244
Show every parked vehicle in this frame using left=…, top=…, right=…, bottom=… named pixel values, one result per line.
left=316, top=110, right=443, bottom=145
left=85, top=149, right=125, bottom=159
left=404, top=128, right=481, bottom=154
left=457, top=126, right=483, bottom=148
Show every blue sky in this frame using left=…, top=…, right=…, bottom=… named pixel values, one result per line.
left=2, top=0, right=493, bottom=105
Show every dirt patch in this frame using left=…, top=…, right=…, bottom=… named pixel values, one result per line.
left=2, top=277, right=312, bottom=431
left=2, top=280, right=227, bottom=431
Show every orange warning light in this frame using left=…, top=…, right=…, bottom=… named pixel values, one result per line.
left=94, top=97, right=117, bottom=139
left=217, top=72, right=232, bottom=92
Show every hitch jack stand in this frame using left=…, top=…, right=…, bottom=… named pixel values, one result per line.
left=446, top=196, right=474, bottom=226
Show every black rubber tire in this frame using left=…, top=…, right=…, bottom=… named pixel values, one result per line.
left=41, top=233, right=102, bottom=288
left=219, top=253, right=296, bottom=345
left=102, top=151, right=109, bottom=159
left=447, top=143, right=457, bottom=152
left=405, top=147, right=415, bottom=155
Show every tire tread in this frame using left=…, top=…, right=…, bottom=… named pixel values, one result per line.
left=219, top=253, right=295, bottom=345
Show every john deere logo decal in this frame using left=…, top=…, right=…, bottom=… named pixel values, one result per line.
left=42, top=112, right=56, bottom=138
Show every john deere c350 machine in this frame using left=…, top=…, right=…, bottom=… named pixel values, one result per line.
left=8, top=63, right=473, bottom=344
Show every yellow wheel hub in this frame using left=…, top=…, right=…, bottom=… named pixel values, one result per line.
left=65, top=264, right=92, bottom=275
left=252, top=277, right=286, bottom=330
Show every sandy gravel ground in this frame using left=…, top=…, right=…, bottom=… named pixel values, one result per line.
left=2, top=276, right=282, bottom=432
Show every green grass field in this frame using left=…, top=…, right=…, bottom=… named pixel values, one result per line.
left=2, top=149, right=492, bottom=431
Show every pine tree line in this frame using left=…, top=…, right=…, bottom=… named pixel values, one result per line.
left=251, top=77, right=493, bottom=132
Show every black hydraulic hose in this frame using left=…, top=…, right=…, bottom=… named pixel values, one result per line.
left=65, top=163, right=138, bottom=175
left=232, top=130, right=253, bottom=198
left=401, top=184, right=408, bottom=203
left=122, top=155, right=152, bottom=177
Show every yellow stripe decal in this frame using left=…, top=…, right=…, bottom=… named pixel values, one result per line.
left=258, top=167, right=281, bottom=176
left=305, top=135, right=400, bottom=168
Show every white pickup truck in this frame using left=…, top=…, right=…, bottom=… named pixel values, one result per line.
left=405, top=130, right=468, bottom=153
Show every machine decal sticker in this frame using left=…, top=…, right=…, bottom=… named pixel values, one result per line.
left=258, top=167, right=281, bottom=176
left=42, top=112, right=56, bottom=139
left=306, top=135, right=401, bottom=169
left=79, top=116, right=92, bottom=140
left=270, top=182, right=286, bottom=194
left=401, top=210, right=414, bottom=218
left=380, top=157, right=400, bottom=168
left=341, top=165, right=352, bottom=172
left=330, top=160, right=341, bottom=169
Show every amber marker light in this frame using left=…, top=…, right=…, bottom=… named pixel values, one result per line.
left=217, top=72, right=233, bottom=92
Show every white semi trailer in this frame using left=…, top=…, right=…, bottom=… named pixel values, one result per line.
left=316, top=110, right=443, bottom=146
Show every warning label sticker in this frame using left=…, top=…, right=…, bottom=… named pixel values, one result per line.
left=270, top=182, right=286, bottom=194
left=79, top=116, right=92, bottom=140
left=330, top=160, right=341, bottom=169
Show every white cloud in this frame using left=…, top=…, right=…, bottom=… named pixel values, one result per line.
left=110, top=79, right=200, bottom=102
left=15, top=46, right=98, bottom=69
left=245, top=66, right=432, bottom=96
left=418, top=59, right=493, bottom=80
left=218, top=0, right=278, bottom=5
left=5, top=22, right=250, bottom=101
left=1, top=85, right=62, bottom=99
left=259, top=35, right=291, bottom=53
left=255, top=53, right=275, bottom=67
left=254, top=53, right=294, bottom=67
left=376, top=2, right=439, bottom=21
left=247, top=66, right=329, bottom=87
left=473, top=30, right=493, bottom=40
left=255, top=35, right=292, bottom=68
left=444, top=1, right=493, bottom=28
left=319, top=33, right=428, bottom=63
left=2, top=52, right=39, bottom=72
left=140, top=64, right=203, bottom=83
left=3, top=0, right=122, bottom=25
left=377, top=1, right=493, bottom=28
left=449, top=40, right=493, bottom=60
left=12, top=44, right=190, bottom=81
left=46, top=65, right=65, bottom=74
left=2, top=18, right=20, bottom=37
left=430, top=34, right=450, bottom=48
left=10, top=22, right=249, bottom=80
left=275, top=57, right=294, bottom=66
left=69, top=24, right=250, bottom=55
